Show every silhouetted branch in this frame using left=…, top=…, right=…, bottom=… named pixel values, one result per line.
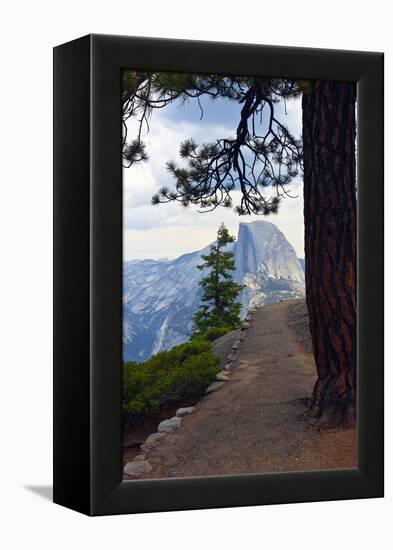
left=122, top=71, right=305, bottom=214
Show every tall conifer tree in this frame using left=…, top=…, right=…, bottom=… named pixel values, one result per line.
left=192, top=223, right=243, bottom=340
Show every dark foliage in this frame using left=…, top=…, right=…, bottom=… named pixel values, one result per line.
left=123, top=339, right=219, bottom=427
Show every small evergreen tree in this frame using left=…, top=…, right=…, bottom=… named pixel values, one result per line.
left=192, top=223, right=243, bottom=340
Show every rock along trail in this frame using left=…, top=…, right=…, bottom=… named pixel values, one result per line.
left=125, top=300, right=356, bottom=479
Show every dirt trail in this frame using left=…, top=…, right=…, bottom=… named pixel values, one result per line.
left=141, top=300, right=357, bottom=479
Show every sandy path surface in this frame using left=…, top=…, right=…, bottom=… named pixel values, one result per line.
left=141, top=300, right=357, bottom=479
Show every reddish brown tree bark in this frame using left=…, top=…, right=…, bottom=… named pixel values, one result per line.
left=302, top=81, right=357, bottom=428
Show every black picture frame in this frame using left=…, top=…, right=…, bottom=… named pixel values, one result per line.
left=53, top=34, right=384, bottom=516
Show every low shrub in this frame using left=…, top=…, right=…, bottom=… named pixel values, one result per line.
left=123, top=339, right=220, bottom=427
left=202, top=325, right=235, bottom=341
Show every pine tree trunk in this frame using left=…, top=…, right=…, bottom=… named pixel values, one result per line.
left=302, top=80, right=357, bottom=428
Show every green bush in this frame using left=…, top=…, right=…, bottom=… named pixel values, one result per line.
left=123, top=339, right=220, bottom=427
left=202, top=325, right=234, bottom=341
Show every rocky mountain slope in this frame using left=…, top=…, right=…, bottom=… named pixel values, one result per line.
left=123, top=220, right=305, bottom=361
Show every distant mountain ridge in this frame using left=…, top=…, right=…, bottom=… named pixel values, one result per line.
left=123, top=221, right=305, bottom=361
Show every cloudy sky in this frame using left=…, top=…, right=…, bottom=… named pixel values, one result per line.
left=123, top=80, right=304, bottom=261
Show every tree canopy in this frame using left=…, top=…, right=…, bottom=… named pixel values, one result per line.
left=122, top=71, right=305, bottom=215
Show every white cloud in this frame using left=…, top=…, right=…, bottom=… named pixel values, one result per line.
left=279, top=96, right=303, bottom=139
left=123, top=185, right=305, bottom=260
left=123, top=225, right=216, bottom=260
left=123, top=110, right=235, bottom=225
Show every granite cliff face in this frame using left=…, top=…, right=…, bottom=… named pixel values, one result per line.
left=123, top=221, right=304, bottom=361
left=233, top=221, right=304, bottom=314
